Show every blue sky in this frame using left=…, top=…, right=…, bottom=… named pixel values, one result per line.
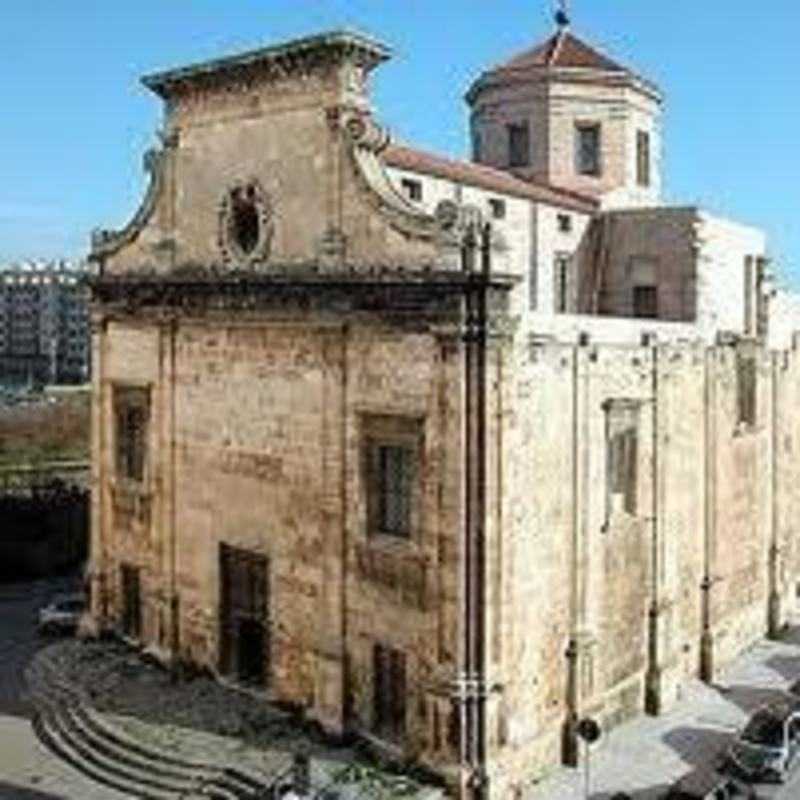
left=1, top=1, right=798, bottom=286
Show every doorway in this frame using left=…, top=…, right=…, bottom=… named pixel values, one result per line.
left=120, top=563, right=142, bottom=639
left=219, top=544, right=270, bottom=686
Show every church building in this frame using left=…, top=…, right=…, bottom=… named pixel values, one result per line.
left=87, top=14, right=800, bottom=799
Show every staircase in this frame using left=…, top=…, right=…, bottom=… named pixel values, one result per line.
left=25, top=649, right=282, bottom=799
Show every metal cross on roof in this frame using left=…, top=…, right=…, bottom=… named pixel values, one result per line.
left=555, top=0, right=570, bottom=29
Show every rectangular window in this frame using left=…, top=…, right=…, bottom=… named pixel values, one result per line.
left=575, top=123, right=602, bottom=176
left=401, top=178, right=423, bottom=202
left=737, top=354, right=757, bottom=427
left=508, top=122, right=530, bottom=168
left=605, top=401, right=640, bottom=519
left=377, top=445, right=412, bottom=536
left=114, top=386, right=150, bottom=482
left=364, top=415, right=422, bottom=540
left=632, top=285, right=658, bottom=318
left=557, top=213, right=573, bottom=233
left=489, top=198, right=506, bottom=220
left=472, top=130, right=482, bottom=162
left=637, top=130, right=651, bottom=187
left=373, top=643, right=406, bottom=742
left=554, top=253, right=572, bottom=314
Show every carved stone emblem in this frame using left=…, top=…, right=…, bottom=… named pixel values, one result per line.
left=218, top=180, right=274, bottom=267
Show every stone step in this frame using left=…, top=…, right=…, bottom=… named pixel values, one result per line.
left=32, top=685, right=231, bottom=800
left=28, top=650, right=277, bottom=799
left=33, top=709, right=178, bottom=800
left=30, top=648, right=270, bottom=790
left=63, top=704, right=261, bottom=800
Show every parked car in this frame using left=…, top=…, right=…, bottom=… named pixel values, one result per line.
left=727, top=700, right=800, bottom=783
left=37, top=593, right=87, bottom=636
left=663, top=768, right=754, bottom=799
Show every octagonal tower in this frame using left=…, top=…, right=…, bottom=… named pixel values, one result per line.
left=466, top=23, right=663, bottom=209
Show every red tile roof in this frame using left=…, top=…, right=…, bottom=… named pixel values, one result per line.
left=500, top=30, right=627, bottom=72
left=466, top=30, right=660, bottom=104
left=383, top=144, right=597, bottom=214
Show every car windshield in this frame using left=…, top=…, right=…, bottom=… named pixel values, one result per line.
left=741, top=710, right=784, bottom=746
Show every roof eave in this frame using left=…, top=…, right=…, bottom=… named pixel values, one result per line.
left=467, top=65, right=663, bottom=105
left=141, top=29, right=392, bottom=99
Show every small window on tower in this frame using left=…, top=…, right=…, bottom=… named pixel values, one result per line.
left=557, top=214, right=573, bottom=233
left=633, top=286, right=658, bottom=318
left=637, top=130, right=651, bottom=187
left=401, top=178, right=423, bottom=202
left=508, top=122, right=530, bottom=168
left=472, top=130, right=482, bottom=162
left=575, top=123, right=602, bottom=176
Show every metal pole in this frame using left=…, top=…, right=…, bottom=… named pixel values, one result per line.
left=584, top=740, right=590, bottom=800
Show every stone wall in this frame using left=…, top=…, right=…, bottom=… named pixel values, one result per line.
left=490, top=336, right=800, bottom=794
left=91, top=310, right=469, bottom=771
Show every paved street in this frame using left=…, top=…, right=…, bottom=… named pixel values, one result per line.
left=525, top=622, right=800, bottom=800
left=0, top=575, right=128, bottom=800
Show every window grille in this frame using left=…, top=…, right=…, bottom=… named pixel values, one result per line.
left=378, top=445, right=412, bottom=536
left=737, top=355, right=757, bottom=427
left=115, top=387, right=149, bottom=482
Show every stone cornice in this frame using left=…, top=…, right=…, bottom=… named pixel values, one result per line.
left=142, top=30, right=391, bottom=100
left=89, top=266, right=520, bottom=328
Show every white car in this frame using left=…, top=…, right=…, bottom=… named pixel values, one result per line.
left=37, top=593, right=87, bottom=636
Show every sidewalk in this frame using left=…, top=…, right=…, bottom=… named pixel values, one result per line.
left=524, top=626, right=800, bottom=800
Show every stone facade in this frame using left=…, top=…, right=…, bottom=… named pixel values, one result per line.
left=87, top=23, right=797, bottom=800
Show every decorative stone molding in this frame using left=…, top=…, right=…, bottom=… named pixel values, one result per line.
left=217, top=179, right=275, bottom=268
left=91, top=147, right=167, bottom=259
left=333, top=104, right=495, bottom=254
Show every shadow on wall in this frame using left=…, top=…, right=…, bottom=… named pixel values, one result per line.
left=0, top=781, right=71, bottom=799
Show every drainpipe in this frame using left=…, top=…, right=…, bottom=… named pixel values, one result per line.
left=169, top=316, right=179, bottom=675
left=456, top=220, right=490, bottom=800
left=645, top=344, right=662, bottom=715
left=562, top=342, right=581, bottom=766
left=700, top=347, right=716, bottom=681
left=768, top=352, right=781, bottom=638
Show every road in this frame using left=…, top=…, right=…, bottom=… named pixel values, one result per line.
left=0, top=574, right=127, bottom=800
